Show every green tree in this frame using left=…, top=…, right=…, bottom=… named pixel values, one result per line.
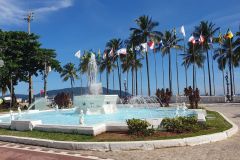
left=194, top=21, right=219, bottom=96
left=182, top=43, right=206, bottom=90
left=106, top=38, right=123, bottom=97
left=130, top=15, right=161, bottom=96
left=161, top=30, right=182, bottom=93
left=60, top=63, right=79, bottom=98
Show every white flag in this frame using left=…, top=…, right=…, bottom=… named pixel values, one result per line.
left=74, top=50, right=81, bottom=58
left=180, top=25, right=186, bottom=37
left=117, top=48, right=127, bottom=55
left=141, top=43, right=148, bottom=52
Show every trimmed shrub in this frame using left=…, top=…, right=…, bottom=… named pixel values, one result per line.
left=54, top=92, right=72, bottom=109
left=126, top=118, right=154, bottom=136
left=161, top=116, right=206, bottom=133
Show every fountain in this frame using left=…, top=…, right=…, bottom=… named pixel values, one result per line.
left=18, top=107, right=22, bottom=118
left=127, top=96, right=163, bottom=107
left=74, top=53, right=119, bottom=114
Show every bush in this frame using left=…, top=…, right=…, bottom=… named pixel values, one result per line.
left=126, top=118, right=154, bottom=136
left=54, top=92, right=72, bottom=109
left=184, top=86, right=201, bottom=109
left=156, top=88, right=172, bottom=107
left=161, top=116, right=206, bottom=133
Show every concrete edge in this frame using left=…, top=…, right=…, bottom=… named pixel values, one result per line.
left=0, top=111, right=238, bottom=151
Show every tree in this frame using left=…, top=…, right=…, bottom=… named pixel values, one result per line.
left=130, top=15, right=161, bottom=96
left=194, top=21, right=219, bottom=96
left=99, top=50, right=116, bottom=94
left=182, top=42, right=206, bottom=90
left=161, top=30, right=182, bottom=93
left=106, top=38, right=123, bottom=97
left=38, top=48, right=61, bottom=97
left=214, top=33, right=239, bottom=100
left=60, top=63, right=78, bottom=98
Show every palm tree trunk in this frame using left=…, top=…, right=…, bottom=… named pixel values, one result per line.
left=168, top=53, right=172, bottom=92
left=140, top=68, right=143, bottom=95
left=222, top=69, right=225, bottom=95
left=154, top=52, right=158, bottom=92
left=117, top=60, right=122, bottom=97
left=193, top=65, right=195, bottom=90
left=203, top=65, right=207, bottom=95
left=145, top=52, right=151, bottom=96
left=28, top=74, right=33, bottom=104
left=132, top=69, right=134, bottom=96
left=127, top=70, right=129, bottom=93
left=211, top=52, right=216, bottom=95
left=176, top=51, right=179, bottom=95
left=44, top=74, right=47, bottom=97
left=135, top=52, right=138, bottom=96
left=232, top=65, right=235, bottom=95
left=106, top=71, right=109, bottom=94
left=162, top=54, right=165, bottom=89
left=206, top=50, right=212, bottom=96
left=112, top=69, right=115, bottom=90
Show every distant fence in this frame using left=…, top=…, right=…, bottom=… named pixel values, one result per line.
left=171, top=96, right=240, bottom=103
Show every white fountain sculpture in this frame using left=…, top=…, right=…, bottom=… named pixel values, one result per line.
left=79, top=110, right=84, bottom=125
left=10, top=110, right=14, bottom=121
left=74, top=53, right=119, bottom=115
left=18, top=107, right=22, bottom=118
left=55, top=105, right=59, bottom=111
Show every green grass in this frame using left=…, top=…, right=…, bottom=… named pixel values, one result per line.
left=0, top=110, right=233, bottom=142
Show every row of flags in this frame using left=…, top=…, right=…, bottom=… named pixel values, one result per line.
left=74, top=27, right=235, bottom=59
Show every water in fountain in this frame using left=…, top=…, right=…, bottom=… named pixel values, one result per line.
left=127, top=96, right=163, bottom=107
left=74, top=53, right=118, bottom=115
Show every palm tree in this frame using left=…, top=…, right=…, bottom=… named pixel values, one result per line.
left=106, top=38, right=123, bottom=97
left=130, top=15, right=161, bottom=96
left=161, top=30, right=182, bottom=93
left=99, top=50, right=116, bottom=94
left=194, top=21, right=219, bottom=96
left=182, top=43, right=206, bottom=90
left=214, top=32, right=240, bottom=99
left=121, top=48, right=142, bottom=96
left=61, top=63, right=78, bottom=98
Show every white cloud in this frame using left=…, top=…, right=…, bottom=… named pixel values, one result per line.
left=0, top=0, right=73, bottom=26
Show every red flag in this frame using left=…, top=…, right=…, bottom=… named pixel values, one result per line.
left=147, top=41, right=155, bottom=50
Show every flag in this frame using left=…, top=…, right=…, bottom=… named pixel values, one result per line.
left=117, top=48, right=127, bottom=55
left=225, top=29, right=233, bottom=39
left=141, top=43, right=148, bottom=52
left=180, top=25, right=186, bottom=37
left=40, top=90, right=44, bottom=95
left=218, top=32, right=223, bottom=44
left=103, top=50, right=107, bottom=59
left=199, top=35, right=204, bottom=43
left=74, top=50, right=81, bottom=58
left=147, top=41, right=155, bottom=50
left=188, top=35, right=196, bottom=44
left=109, top=48, right=114, bottom=56
left=47, top=66, right=51, bottom=72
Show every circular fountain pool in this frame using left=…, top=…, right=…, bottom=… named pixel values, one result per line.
left=0, top=106, right=195, bottom=126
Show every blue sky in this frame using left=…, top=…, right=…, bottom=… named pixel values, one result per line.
left=0, top=0, right=240, bottom=96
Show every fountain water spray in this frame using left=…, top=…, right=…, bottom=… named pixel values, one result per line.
left=79, top=110, right=84, bottom=125
left=17, top=107, right=22, bottom=118
left=10, top=110, right=14, bottom=121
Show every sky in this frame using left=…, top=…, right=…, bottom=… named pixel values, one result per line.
left=0, top=0, right=240, bottom=96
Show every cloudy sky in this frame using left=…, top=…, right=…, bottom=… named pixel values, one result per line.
left=0, top=0, right=240, bottom=96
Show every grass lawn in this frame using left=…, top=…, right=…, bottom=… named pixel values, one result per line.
left=0, top=110, right=232, bottom=142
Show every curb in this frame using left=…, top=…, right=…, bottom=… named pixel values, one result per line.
left=0, top=111, right=238, bottom=151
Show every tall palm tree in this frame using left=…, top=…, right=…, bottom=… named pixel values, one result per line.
left=161, top=30, right=182, bottom=93
left=182, top=43, right=206, bottom=90
left=99, top=50, right=116, bottom=94
left=61, top=63, right=79, bottom=98
left=121, top=48, right=142, bottom=96
left=130, top=15, right=161, bottom=96
left=194, top=21, right=219, bottom=96
left=214, top=32, right=240, bottom=99
left=106, top=38, right=123, bottom=97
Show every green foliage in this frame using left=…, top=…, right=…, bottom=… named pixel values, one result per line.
left=161, top=116, right=206, bottom=133
left=184, top=86, right=201, bottom=109
left=156, top=88, right=172, bottom=107
left=126, top=118, right=154, bottom=136
left=54, top=92, right=72, bottom=108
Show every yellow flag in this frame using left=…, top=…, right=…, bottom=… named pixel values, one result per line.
left=225, top=29, right=234, bottom=39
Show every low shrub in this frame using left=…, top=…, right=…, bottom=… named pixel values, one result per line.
left=126, top=118, right=154, bottom=136
left=161, top=116, right=206, bottom=133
